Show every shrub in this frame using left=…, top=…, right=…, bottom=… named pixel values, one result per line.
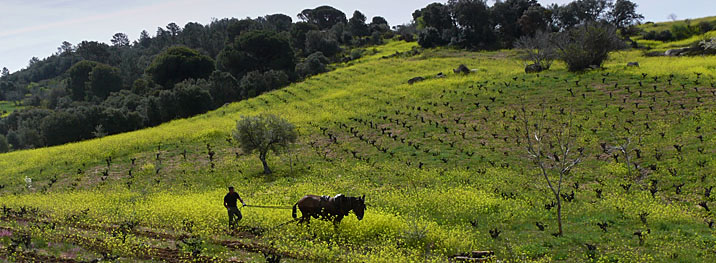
left=554, top=23, right=625, bottom=72
left=296, top=52, right=329, bottom=78
left=370, top=31, right=384, bottom=45
left=0, top=134, right=9, bottom=153
left=698, top=21, right=713, bottom=34
left=208, top=71, right=240, bottom=105
left=642, top=30, right=673, bottom=41
left=305, top=30, right=341, bottom=58
left=172, top=79, right=214, bottom=118
left=670, top=23, right=699, bottom=40
left=350, top=49, right=364, bottom=60
left=418, top=27, right=447, bottom=48
left=239, top=70, right=289, bottom=98
left=394, top=23, right=417, bottom=42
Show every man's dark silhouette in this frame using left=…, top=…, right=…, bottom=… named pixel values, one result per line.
left=224, top=186, right=245, bottom=228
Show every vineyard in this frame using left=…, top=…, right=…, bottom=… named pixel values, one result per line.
left=1, top=39, right=716, bottom=262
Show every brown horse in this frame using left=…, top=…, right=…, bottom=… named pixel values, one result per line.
left=292, top=194, right=366, bottom=225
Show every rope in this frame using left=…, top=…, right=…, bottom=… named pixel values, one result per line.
left=244, top=204, right=294, bottom=209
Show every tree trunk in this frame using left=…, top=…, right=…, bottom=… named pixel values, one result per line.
left=259, top=153, right=271, bottom=174
left=556, top=195, right=563, bottom=236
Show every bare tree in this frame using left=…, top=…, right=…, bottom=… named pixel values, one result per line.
left=668, top=14, right=678, bottom=22
left=514, top=30, right=556, bottom=70
left=518, top=106, right=584, bottom=236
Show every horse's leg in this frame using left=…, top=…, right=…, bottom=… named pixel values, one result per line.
left=301, top=214, right=310, bottom=225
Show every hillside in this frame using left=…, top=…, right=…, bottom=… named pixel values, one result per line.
left=1, top=38, right=716, bottom=262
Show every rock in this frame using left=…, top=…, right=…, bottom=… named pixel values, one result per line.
left=644, top=51, right=664, bottom=57
left=436, top=72, right=446, bottom=78
left=665, top=47, right=693, bottom=56
left=453, top=64, right=471, bottom=74
left=407, top=76, right=425, bottom=85
left=525, top=64, right=544, bottom=74
left=627, top=62, right=640, bottom=67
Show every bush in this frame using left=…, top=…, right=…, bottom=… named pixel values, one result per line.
left=395, top=23, right=417, bottom=42
left=239, top=70, right=289, bottom=98
left=642, top=30, right=673, bottom=41
left=0, top=134, right=9, bottom=153
left=305, top=30, right=341, bottom=57
left=171, top=79, right=214, bottom=118
left=208, top=71, right=240, bottom=105
left=370, top=31, right=384, bottom=45
left=350, top=49, right=364, bottom=60
left=554, top=23, right=625, bottom=72
left=296, top=52, right=329, bottom=78
left=671, top=23, right=696, bottom=40
left=418, top=27, right=447, bottom=48
left=698, top=21, right=714, bottom=34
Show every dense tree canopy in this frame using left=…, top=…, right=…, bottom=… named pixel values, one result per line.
left=298, top=6, right=347, bottom=30
left=146, top=46, right=215, bottom=88
left=217, top=30, right=295, bottom=78
left=413, top=3, right=454, bottom=31
left=87, top=63, right=123, bottom=100
left=413, top=0, right=642, bottom=50
left=68, top=60, right=99, bottom=100
left=349, top=11, right=370, bottom=37
left=449, top=0, right=496, bottom=49
left=608, top=0, right=644, bottom=30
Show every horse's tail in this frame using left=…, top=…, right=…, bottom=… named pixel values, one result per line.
left=292, top=202, right=298, bottom=219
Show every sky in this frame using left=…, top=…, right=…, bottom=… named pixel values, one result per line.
left=1, top=0, right=714, bottom=73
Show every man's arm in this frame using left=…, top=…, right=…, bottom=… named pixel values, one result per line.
left=238, top=194, right=246, bottom=206
left=223, top=195, right=229, bottom=208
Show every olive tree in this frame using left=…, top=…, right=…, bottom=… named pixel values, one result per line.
left=233, top=114, right=298, bottom=174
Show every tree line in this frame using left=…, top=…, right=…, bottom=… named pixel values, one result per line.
left=0, top=6, right=392, bottom=151
left=412, top=0, right=643, bottom=50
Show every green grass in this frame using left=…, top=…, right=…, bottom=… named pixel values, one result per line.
left=1, top=40, right=716, bottom=262
left=0, top=101, right=24, bottom=117
left=638, top=16, right=716, bottom=32
left=634, top=16, right=716, bottom=51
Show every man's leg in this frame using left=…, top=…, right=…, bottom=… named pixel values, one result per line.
left=228, top=208, right=235, bottom=228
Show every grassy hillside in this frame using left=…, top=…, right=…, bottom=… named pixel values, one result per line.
left=1, top=40, right=716, bottom=262
left=639, top=16, right=716, bottom=33
left=634, top=16, right=716, bottom=52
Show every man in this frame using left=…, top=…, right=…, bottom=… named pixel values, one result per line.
left=223, top=186, right=246, bottom=228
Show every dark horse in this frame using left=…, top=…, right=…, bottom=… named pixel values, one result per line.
left=292, top=194, right=366, bottom=225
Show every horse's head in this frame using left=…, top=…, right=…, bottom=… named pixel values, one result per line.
left=352, top=195, right=366, bottom=220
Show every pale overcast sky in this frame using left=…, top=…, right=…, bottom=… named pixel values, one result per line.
left=1, top=0, right=714, bottom=73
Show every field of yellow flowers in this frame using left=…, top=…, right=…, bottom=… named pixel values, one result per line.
left=1, top=39, right=716, bottom=262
